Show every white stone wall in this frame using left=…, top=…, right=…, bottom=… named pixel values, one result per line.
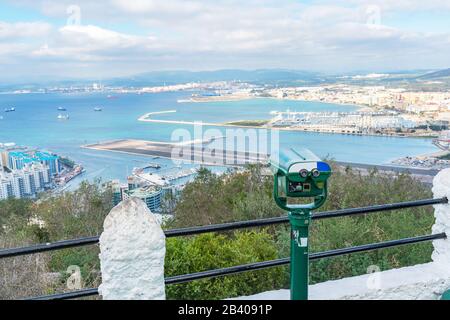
left=235, top=262, right=450, bottom=300
left=98, top=198, right=166, bottom=300
left=432, top=168, right=450, bottom=266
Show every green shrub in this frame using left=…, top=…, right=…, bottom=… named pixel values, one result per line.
left=165, top=231, right=286, bottom=300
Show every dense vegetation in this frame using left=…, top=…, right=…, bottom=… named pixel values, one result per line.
left=0, top=164, right=435, bottom=299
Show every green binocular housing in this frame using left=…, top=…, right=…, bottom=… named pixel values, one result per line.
left=270, top=148, right=331, bottom=212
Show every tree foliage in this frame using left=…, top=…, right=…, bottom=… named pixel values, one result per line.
left=171, top=165, right=282, bottom=227
left=165, top=231, right=284, bottom=300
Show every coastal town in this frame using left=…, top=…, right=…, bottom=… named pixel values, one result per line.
left=3, top=75, right=450, bottom=172
left=177, top=82, right=450, bottom=135
left=172, top=81, right=450, bottom=169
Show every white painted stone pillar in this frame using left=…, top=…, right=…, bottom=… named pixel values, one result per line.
left=98, top=198, right=166, bottom=300
left=432, top=168, right=450, bottom=266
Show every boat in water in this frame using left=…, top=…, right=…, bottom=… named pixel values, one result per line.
left=94, top=107, right=102, bottom=112
left=57, top=107, right=67, bottom=111
left=4, top=107, right=15, bottom=112
left=57, top=114, right=70, bottom=120
left=144, top=163, right=162, bottom=170
left=433, top=131, right=450, bottom=151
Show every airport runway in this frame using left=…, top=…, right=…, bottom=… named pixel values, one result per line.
left=83, top=139, right=269, bottom=166
left=84, top=139, right=439, bottom=177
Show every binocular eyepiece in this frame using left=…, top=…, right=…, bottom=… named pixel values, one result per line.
left=299, top=168, right=320, bottom=178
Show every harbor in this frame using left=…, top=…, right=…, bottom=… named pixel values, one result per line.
left=0, top=92, right=440, bottom=185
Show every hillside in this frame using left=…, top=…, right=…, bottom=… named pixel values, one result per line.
left=105, top=69, right=325, bottom=87
left=417, top=68, right=450, bottom=80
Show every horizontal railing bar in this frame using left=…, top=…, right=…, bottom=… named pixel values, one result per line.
left=309, top=232, right=446, bottom=260
left=27, top=288, right=100, bottom=301
left=25, top=232, right=446, bottom=300
left=3, top=197, right=447, bottom=259
left=0, top=236, right=100, bottom=259
left=164, top=216, right=288, bottom=237
left=165, top=258, right=290, bottom=285
left=312, top=197, right=447, bottom=220
left=166, top=197, right=448, bottom=238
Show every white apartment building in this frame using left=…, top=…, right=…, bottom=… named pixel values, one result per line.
left=406, top=104, right=441, bottom=114
left=0, top=178, right=13, bottom=200
left=0, top=163, right=51, bottom=200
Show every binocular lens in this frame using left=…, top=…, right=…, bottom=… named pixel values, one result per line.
left=299, top=169, right=309, bottom=178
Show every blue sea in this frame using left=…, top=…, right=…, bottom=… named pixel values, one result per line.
left=0, top=91, right=438, bottom=187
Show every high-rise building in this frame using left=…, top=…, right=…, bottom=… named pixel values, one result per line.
left=0, top=163, right=51, bottom=200
left=0, top=153, right=5, bottom=171
left=110, top=171, right=169, bottom=212
left=111, top=180, right=128, bottom=207
left=35, top=152, right=61, bottom=176
left=0, top=177, right=13, bottom=200
left=123, top=185, right=163, bottom=212
left=0, top=143, right=19, bottom=171
left=8, top=151, right=28, bottom=170
left=8, top=151, right=60, bottom=176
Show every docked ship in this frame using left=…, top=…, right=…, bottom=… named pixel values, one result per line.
left=433, top=131, right=450, bottom=151
left=143, top=163, right=162, bottom=170
left=4, top=107, right=15, bottom=112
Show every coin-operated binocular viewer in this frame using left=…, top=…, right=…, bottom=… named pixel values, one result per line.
left=270, top=148, right=331, bottom=300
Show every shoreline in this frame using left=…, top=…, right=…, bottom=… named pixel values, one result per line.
left=138, top=112, right=437, bottom=139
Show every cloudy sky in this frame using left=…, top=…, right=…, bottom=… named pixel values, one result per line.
left=1, top=0, right=450, bottom=81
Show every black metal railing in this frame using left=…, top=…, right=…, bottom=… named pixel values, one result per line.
left=0, top=196, right=447, bottom=300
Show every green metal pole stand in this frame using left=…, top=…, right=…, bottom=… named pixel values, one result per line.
left=289, top=210, right=311, bottom=300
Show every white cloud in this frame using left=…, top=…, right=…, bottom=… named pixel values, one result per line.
left=57, top=25, right=149, bottom=49
left=0, top=21, right=52, bottom=40
left=31, top=24, right=161, bottom=64
left=0, top=0, right=449, bottom=79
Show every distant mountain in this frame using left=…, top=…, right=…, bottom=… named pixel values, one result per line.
left=417, top=68, right=450, bottom=80
left=3, top=68, right=449, bottom=91
left=105, top=69, right=325, bottom=87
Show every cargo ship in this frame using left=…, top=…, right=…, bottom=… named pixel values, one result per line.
left=57, top=114, right=70, bottom=120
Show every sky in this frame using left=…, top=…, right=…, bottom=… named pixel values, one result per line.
left=0, top=0, right=450, bottom=81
